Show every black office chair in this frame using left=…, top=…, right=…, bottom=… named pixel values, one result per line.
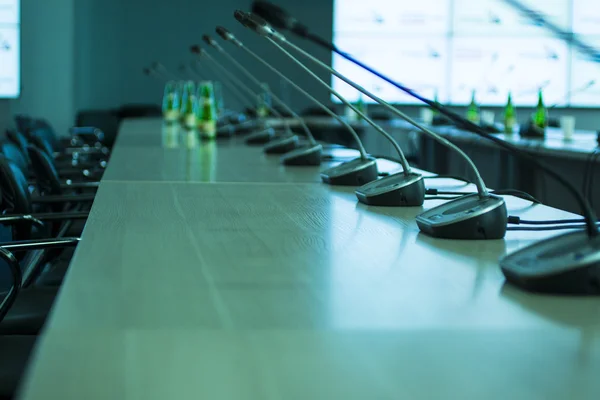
left=0, top=245, right=37, bottom=400
left=0, top=155, right=86, bottom=335
left=17, top=115, right=107, bottom=151
left=0, top=152, right=89, bottom=277
left=27, top=127, right=109, bottom=172
left=5, top=131, right=103, bottom=186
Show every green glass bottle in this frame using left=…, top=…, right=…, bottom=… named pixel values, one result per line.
left=503, top=91, right=517, bottom=134
left=466, top=90, right=480, bottom=124
left=533, top=89, right=548, bottom=130
left=162, top=81, right=180, bottom=123
left=180, top=81, right=198, bottom=130
left=197, top=81, right=217, bottom=140
left=257, top=83, right=272, bottom=118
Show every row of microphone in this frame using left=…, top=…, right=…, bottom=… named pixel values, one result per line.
left=147, top=7, right=600, bottom=296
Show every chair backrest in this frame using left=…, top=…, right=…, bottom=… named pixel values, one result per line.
left=14, top=115, right=34, bottom=135
left=27, top=145, right=62, bottom=196
left=28, top=130, right=55, bottom=157
left=0, top=247, right=21, bottom=323
left=6, top=129, right=32, bottom=165
left=0, top=140, right=30, bottom=175
left=0, top=154, right=34, bottom=242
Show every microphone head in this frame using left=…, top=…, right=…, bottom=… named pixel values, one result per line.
left=234, top=10, right=251, bottom=27
left=216, top=26, right=234, bottom=41
left=190, top=45, right=203, bottom=55
left=234, top=10, right=285, bottom=41
left=251, top=1, right=307, bottom=35
left=202, top=34, right=218, bottom=48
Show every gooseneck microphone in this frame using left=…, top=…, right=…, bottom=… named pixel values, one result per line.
left=201, top=35, right=288, bottom=147
left=189, top=56, right=252, bottom=117
left=251, top=2, right=600, bottom=296
left=233, top=16, right=425, bottom=207
left=235, top=11, right=510, bottom=236
left=231, top=29, right=375, bottom=184
left=151, top=62, right=182, bottom=81
left=191, top=45, right=269, bottom=134
left=214, top=26, right=319, bottom=156
left=195, top=43, right=267, bottom=114
left=264, top=22, right=496, bottom=213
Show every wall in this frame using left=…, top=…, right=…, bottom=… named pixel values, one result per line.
left=73, top=0, right=334, bottom=115
left=10, top=0, right=74, bottom=136
left=5, top=0, right=600, bottom=135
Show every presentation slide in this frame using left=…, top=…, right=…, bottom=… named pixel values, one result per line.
left=0, top=0, right=19, bottom=98
left=332, top=0, right=600, bottom=107
left=335, top=0, right=451, bottom=36
left=572, top=0, right=600, bottom=35
left=450, top=37, right=569, bottom=105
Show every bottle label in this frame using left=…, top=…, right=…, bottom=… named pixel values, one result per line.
left=164, top=110, right=180, bottom=122
left=504, top=117, right=516, bottom=133
left=184, top=114, right=197, bottom=130
left=466, top=113, right=480, bottom=124
left=198, top=120, right=216, bottom=139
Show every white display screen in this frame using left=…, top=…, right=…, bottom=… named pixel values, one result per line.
left=0, top=0, right=19, bottom=98
left=332, top=0, right=600, bottom=107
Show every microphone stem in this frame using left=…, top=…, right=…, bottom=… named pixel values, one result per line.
left=286, top=17, right=599, bottom=235
left=267, top=38, right=415, bottom=175
left=280, top=39, right=490, bottom=197
left=156, top=65, right=182, bottom=81
left=216, top=46, right=317, bottom=145
left=204, top=51, right=286, bottom=120
left=194, top=58, right=257, bottom=112
left=239, top=44, right=369, bottom=159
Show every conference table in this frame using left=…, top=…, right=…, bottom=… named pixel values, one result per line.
left=18, top=118, right=600, bottom=399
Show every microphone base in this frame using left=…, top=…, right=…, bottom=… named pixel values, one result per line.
left=416, top=193, right=507, bottom=240
left=355, top=172, right=425, bottom=207
left=500, top=231, right=600, bottom=295
left=217, top=125, right=236, bottom=138
left=245, top=128, right=276, bottom=145
left=263, top=135, right=299, bottom=154
left=320, top=157, right=378, bottom=186
left=281, top=144, right=323, bottom=166
left=234, top=122, right=261, bottom=135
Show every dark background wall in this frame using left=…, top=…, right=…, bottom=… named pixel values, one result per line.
left=1, top=0, right=599, bottom=135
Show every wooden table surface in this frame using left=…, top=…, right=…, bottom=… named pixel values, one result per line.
left=17, top=118, right=600, bottom=400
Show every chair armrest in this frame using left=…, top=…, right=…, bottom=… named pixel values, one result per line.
left=0, top=211, right=89, bottom=224
left=69, top=126, right=105, bottom=141
left=60, top=181, right=100, bottom=190
left=0, top=247, right=21, bottom=322
left=0, top=237, right=80, bottom=252
left=0, top=215, right=44, bottom=228
left=30, top=211, right=89, bottom=221
left=31, top=194, right=96, bottom=204
left=57, top=168, right=103, bottom=180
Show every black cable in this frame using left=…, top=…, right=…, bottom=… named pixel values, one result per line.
left=588, top=150, right=600, bottom=208
left=251, top=1, right=599, bottom=235
left=507, top=225, right=586, bottom=232
left=491, top=189, right=542, bottom=204
left=507, top=216, right=586, bottom=225
left=424, top=175, right=471, bottom=184
left=582, top=149, right=600, bottom=201
left=425, top=188, right=541, bottom=204
left=425, top=196, right=462, bottom=201
left=293, top=31, right=600, bottom=237
left=426, top=189, right=467, bottom=195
